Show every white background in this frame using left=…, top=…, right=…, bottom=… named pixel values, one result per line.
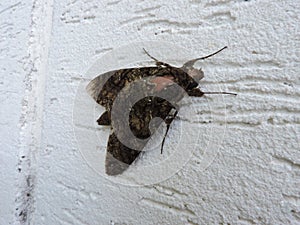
left=1, top=0, right=299, bottom=224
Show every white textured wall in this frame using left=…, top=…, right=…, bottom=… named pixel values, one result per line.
left=1, top=0, right=299, bottom=224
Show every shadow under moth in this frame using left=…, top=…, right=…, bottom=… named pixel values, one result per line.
left=86, top=46, right=236, bottom=176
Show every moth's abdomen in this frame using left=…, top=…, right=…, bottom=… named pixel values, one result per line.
left=129, top=96, right=175, bottom=139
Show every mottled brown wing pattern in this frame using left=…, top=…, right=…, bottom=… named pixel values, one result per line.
left=105, top=97, right=176, bottom=176
left=87, top=68, right=202, bottom=175
left=94, top=67, right=199, bottom=110
left=86, top=47, right=232, bottom=176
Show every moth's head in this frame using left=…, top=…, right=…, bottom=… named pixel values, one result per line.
left=181, top=46, right=227, bottom=85
left=186, top=67, right=204, bottom=84
left=181, top=61, right=204, bottom=89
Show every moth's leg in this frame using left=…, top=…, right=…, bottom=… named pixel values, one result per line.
left=161, top=110, right=178, bottom=154
left=143, top=48, right=172, bottom=67
left=188, top=88, right=237, bottom=97
left=187, top=88, right=205, bottom=97
left=97, top=111, right=111, bottom=125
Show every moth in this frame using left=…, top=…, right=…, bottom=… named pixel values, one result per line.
left=87, top=46, right=236, bottom=175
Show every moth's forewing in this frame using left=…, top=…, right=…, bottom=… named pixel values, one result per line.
left=87, top=68, right=152, bottom=108
left=105, top=132, right=141, bottom=175
left=86, top=70, right=119, bottom=103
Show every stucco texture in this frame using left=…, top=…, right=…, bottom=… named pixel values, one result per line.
left=1, top=0, right=299, bottom=224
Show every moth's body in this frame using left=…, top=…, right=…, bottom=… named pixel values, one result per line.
left=92, top=66, right=203, bottom=175
left=86, top=47, right=233, bottom=175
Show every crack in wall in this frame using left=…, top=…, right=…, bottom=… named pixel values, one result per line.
left=15, top=0, right=54, bottom=224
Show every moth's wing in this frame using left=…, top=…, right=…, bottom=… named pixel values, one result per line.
left=86, top=70, right=118, bottom=102
left=105, top=98, right=179, bottom=176
left=105, top=132, right=142, bottom=176
left=97, top=111, right=111, bottom=125
left=86, top=68, right=145, bottom=107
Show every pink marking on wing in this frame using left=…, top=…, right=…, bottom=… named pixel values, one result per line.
left=151, top=76, right=174, bottom=92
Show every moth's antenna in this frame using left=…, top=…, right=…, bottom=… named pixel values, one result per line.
left=203, top=91, right=237, bottom=96
left=194, top=46, right=228, bottom=61
left=183, top=46, right=228, bottom=69
left=143, top=48, right=171, bottom=67
left=143, top=48, right=160, bottom=62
